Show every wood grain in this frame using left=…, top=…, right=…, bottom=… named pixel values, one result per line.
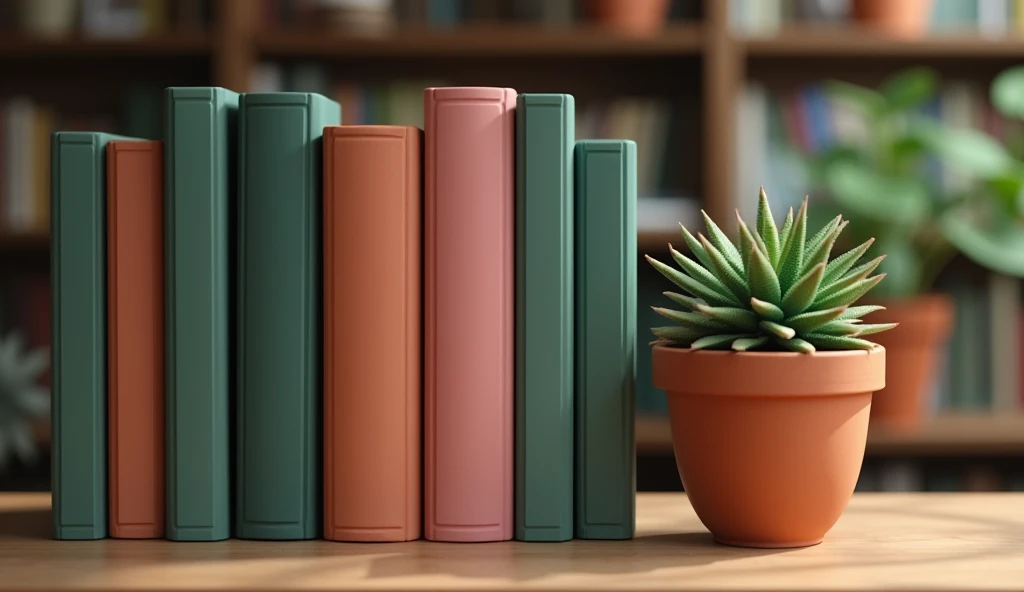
left=0, top=493, right=1022, bottom=591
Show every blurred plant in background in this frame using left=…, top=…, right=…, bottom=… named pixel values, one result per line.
left=0, top=332, right=49, bottom=475
left=803, top=66, right=1024, bottom=298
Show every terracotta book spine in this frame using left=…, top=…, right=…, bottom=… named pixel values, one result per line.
left=424, top=86, right=516, bottom=542
left=51, top=131, right=130, bottom=540
left=323, top=125, right=422, bottom=542
left=514, top=94, right=575, bottom=542
left=236, top=92, right=339, bottom=540
left=574, top=139, right=637, bottom=540
left=107, top=140, right=165, bottom=539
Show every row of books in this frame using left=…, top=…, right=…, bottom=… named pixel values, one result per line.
left=52, top=86, right=637, bottom=544
left=856, top=461, right=1024, bottom=492
left=253, top=62, right=681, bottom=198
left=0, top=0, right=210, bottom=37
left=732, top=0, right=1024, bottom=35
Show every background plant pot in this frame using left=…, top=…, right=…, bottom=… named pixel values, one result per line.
left=586, top=0, right=670, bottom=36
left=652, top=346, right=885, bottom=548
left=851, top=0, right=934, bottom=38
left=866, top=294, right=954, bottom=430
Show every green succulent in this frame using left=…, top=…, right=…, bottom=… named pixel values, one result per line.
left=645, top=188, right=897, bottom=353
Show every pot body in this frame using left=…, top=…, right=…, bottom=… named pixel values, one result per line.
left=587, top=0, right=670, bottom=36
left=851, top=0, right=934, bottom=37
left=653, top=346, right=885, bottom=548
left=867, top=295, right=953, bottom=429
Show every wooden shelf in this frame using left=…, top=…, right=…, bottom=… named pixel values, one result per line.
left=637, top=413, right=1024, bottom=456
left=257, top=24, right=704, bottom=58
left=744, top=26, right=1024, bottom=58
left=0, top=32, right=212, bottom=58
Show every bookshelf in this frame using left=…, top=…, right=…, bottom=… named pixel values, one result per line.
left=1, top=0, right=1022, bottom=469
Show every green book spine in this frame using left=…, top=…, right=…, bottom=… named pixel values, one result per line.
left=164, top=87, right=238, bottom=541
left=51, top=131, right=131, bottom=540
left=574, top=139, right=637, bottom=540
left=236, top=92, right=340, bottom=540
left=514, top=94, right=574, bottom=542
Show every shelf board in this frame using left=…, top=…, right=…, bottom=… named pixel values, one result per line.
left=744, top=26, right=1024, bottom=58
left=0, top=32, right=212, bottom=58
left=637, top=413, right=1024, bottom=456
left=257, top=24, right=704, bottom=58
left=0, top=232, right=49, bottom=251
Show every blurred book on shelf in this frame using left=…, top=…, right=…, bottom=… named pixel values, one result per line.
left=0, top=0, right=211, bottom=37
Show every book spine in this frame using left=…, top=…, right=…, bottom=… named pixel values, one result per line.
left=107, top=140, right=165, bottom=539
left=323, top=125, right=422, bottom=542
left=424, top=86, right=515, bottom=542
left=574, top=139, right=637, bottom=540
left=164, top=87, right=238, bottom=542
left=51, top=131, right=122, bottom=540
left=514, top=94, right=574, bottom=542
left=235, top=93, right=339, bottom=540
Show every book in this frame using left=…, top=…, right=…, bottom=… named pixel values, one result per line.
left=106, top=140, right=164, bottom=539
left=235, top=92, right=339, bottom=540
left=51, top=131, right=132, bottom=540
left=164, top=87, right=238, bottom=542
left=574, top=139, right=637, bottom=540
left=423, top=86, right=515, bottom=542
left=323, top=125, right=422, bottom=542
left=514, top=93, right=575, bottom=542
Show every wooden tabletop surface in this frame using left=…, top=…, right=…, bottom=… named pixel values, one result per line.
left=1, top=492, right=1022, bottom=591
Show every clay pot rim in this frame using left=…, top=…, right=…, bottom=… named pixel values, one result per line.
left=652, top=344, right=886, bottom=397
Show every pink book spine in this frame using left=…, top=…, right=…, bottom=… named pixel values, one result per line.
left=424, top=87, right=516, bottom=542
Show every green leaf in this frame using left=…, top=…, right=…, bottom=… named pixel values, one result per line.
left=802, top=334, right=876, bottom=351
left=777, top=197, right=808, bottom=293
left=992, top=65, right=1024, bottom=120
left=669, top=245, right=735, bottom=302
left=812, top=274, right=886, bottom=310
left=732, top=336, right=769, bottom=351
left=759, top=320, right=796, bottom=340
left=819, top=255, right=886, bottom=300
left=664, top=292, right=705, bottom=311
left=822, top=238, right=876, bottom=285
left=781, top=262, right=826, bottom=316
left=646, top=255, right=741, bottom=307
left=805, top=219, right=847, bottom=275
left=824, top=160, right=931, bottom=226
left=651, top=326, right=707, bottom=344
left=691, top=334, right=751, bottom=350
left=652, top=307, right=731, bottom=332
left=775, top=336, right=816, bottom=353
left=854, top=323, right=899, bottom=336
left=679, top=223, right=717, bottom=274
left=785, top=306, right=848, bottom=334
left=917, top=123, right=1015, bottom=178
left=839, top=305, right=887, bottom=321
left=736, top=211, right=754, bottom=272
left=824, top=79, right=886, bottom=118
left=805, top=215, right=841, bottom=260
left=777, top=206, right=795, bottom=270
left=814, top=321, right=863, bottom=336
left=750, top=297, right=785, bottom=322
left=695, top=304, right=760, bottom=332
left=698, top=234, right=751, bottom=302
left=940, top=213, right=1024, bottom=277
left=747, top=241, right=782, bottom=306
left=701, top=210, right=744, bottom=274
left=757, top=187, right=781, bottom=265
left=879, top=67, right=938, bottom=112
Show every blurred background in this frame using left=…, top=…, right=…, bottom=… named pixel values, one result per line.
left=0, top=0, right=1022, bottom=493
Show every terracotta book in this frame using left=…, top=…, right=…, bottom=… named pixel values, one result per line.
left=574, top=139, right=637, bottom=540
left=51, top=131, right=133, bottom=540
left=107, top=140, right=164, bottom=539
left=323, top=125, right=422, bottom=542
left=424, top=87, right=516, bottom=542
left=514, top=94, right=575, bottom=542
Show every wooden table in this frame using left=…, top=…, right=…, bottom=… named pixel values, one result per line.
left=2, top=492, right=1022, bottom=591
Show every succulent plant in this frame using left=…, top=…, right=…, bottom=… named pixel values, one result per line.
left=645, top=189, right=897, bottom=353
left=0, top=331, right=49, bottom=473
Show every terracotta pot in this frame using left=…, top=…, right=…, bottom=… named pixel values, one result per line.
left=653, top=346, right=885, bottom=548
left=851, top=0, right=934, bottom=38
left=587, top=0, right=670, bottom=36
left=866, top=294, right=954, bottom=430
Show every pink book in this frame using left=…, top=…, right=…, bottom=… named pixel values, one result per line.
left=424, top=87, right=516, bottom=542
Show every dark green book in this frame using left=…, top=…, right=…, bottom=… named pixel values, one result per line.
left=514, top=94, right=574, bottom=542
left=164, top=87, right=238, bottom=542
left=236, top=92, right=340, bottom=540
left=51, top=131, right=133, bottom=540
left=574, top=139, right=637, bottom=540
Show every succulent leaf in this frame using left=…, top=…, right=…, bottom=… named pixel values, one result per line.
left=750, top=297, right=785, bottom=322
left=646, top=255, right=741, bottom=306
left=695, top=304, right=761, bottom=332
left=781, top=262, right=826, bottom=316
left=701, top=210, right=745, bottom=274
left=805, top=218, right=847, bottom=274
left=775, top=336, right=816, bottom=353
left=732, top=336, right=769, bottom=351
left=747, top=240, right=783, bottom=305
left=777, top=197, right=808, bottom=292
left=664, top=292, right=705, bottom=311
left=838, top=305, right=887, bottom=320
left=679, top=223, right=718, bottom=273
left=651, top=326, right=708, bottom=343
left=668, top=245, right=736, bottom=301
left=759, top=320, right=796, bottom=340
left=698, top=234, right=751, bottom=302
left=756, top=187, right=781, bottom=265
left=812, top=273, right=886, bottom=311
left=814, top=320, right=863, bottom=336
left=822, top=255, right=886, bottom=295
left=805, top=215, right=841, bottom=260
left=691, top=334, right=753, bottom=350
left=785, top=305, right=848, bottom=333
left=802, top=334, right=876, bottom=350
left=652, top=307, right=732, bottom=331
left=777, top=207, right=795, bottom=269
left=853, top=322, right=899, bottom=336
left=822, top=237, right=876, bottom=285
